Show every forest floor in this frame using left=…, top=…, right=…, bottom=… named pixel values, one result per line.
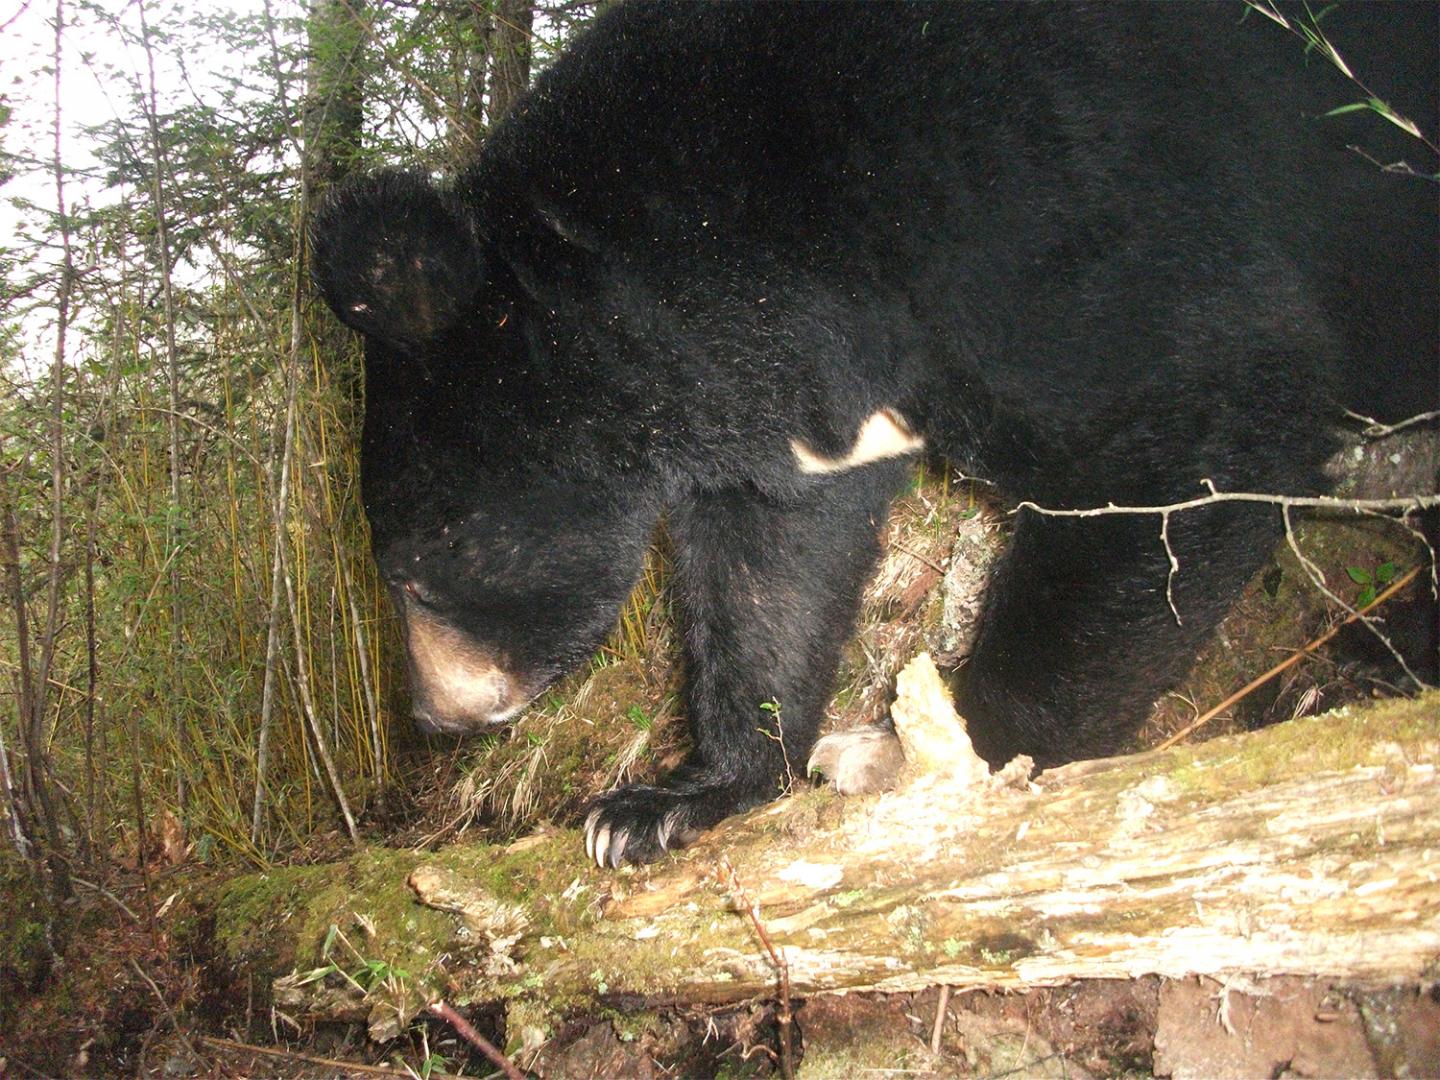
left=4, top=875, right=1437, bottom=1080
left=4, top=469, right=1438, bottom=1078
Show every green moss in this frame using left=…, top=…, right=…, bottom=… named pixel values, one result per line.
left=0, top=856, right=48, bottom=1033
left=1162, top=692, right=1439, bottom=803
left=798, top=1045, right=930, bottom=1080
left=505, top=996, right=559, bottom=1057
left=199, top=691, right=1437, bottom=1024
left=207, top=821, right=632, bottom=1019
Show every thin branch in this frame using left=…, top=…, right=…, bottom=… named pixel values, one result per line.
left=1344, top=408, right=1440, bottom=440
left=1156, top=565, right=1422, bottom=750
left=721, top=858, right=795, bottom=1080
left=931, top=984, right=952, bottom=1055
left=890, top=540, right=946, bottom=576
left=1018, top=482, right=1436, bottom=683
left=129, top=958, right=201, bottom=1065
left=71, top=875, right=140, bottom=923
left=1160, top=510, right=1181, bottom=625
left=1015, top=487, right=1439, bottom=520
left=427, top=1001, right=525, bottom=1080
left=198, top=1036, right=444, bottom=1077
left=1280, top=505, right=1429, bottom=691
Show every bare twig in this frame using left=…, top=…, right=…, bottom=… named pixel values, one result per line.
left=129, top=958, right=201, bottom=1064
left=931, top=984, right=952, bottom=1055
left=1015, top=487, right=1438, bottom=521
left=1156, top=565, right=1422, bottom=750
left=427, top=1001, right=525, bottom=1080
left=71, top=876, right=140, bottom=923
left=1160, top=510, right=1182, bottom=624
left=1344, top=408, right=1440, bottom=440
left=198, top=1036, right=438, bottom=1077
left=721, top=858, right=795, bottom=1080
left=891, top=540, right=946, bottom=576
left=1017, top=481, right=1437, bottom=672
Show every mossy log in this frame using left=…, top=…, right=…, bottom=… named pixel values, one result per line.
left=212, top=693, right=1440, bottom=1039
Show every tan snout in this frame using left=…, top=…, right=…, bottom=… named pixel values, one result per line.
left=400, top=607, right=523, bottom=734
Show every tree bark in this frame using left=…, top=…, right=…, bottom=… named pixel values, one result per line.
left=301, top=0, right=365, bottom=207
left=488, top=0, right=533, bottom=124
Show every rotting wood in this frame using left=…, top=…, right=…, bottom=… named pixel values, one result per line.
left=222, top=692, right=1440, bottom=1030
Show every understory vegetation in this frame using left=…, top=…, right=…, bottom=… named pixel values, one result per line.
left=0, top=0, right=602, bottom=890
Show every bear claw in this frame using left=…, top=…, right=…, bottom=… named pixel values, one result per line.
left=582, top=783, right=725, bottom=867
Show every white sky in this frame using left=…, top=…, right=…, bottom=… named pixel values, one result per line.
left=2, top=0, right=284, bottom=377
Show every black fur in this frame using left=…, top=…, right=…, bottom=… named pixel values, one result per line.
left=311, top=3, right=1439, bottom=865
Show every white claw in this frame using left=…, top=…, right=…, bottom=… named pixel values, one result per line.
left=583, top=808, right=601, bottom=863
left=592, top=823, right=611, bottom=868
left=609, top=827, right=630, bottom=868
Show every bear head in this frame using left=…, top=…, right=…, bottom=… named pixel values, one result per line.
left=312, top=172, right=659, bottom=735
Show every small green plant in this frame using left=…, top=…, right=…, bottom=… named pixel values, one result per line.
left=626, top=704, right=653, bottom=730
left=411, top=1021, right=448, bottom=1080
left=1245, top=0, right=1438, bottom=178
left=353, top=956, right=412, bottom=990
left=1347, top=561, right=1397, bottom=608
left=758, top=699, right=796, bottom=791
left=292, top=924, right=413, bottom=998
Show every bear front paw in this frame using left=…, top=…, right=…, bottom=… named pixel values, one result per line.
left=583, top=782, right=753, bottom=867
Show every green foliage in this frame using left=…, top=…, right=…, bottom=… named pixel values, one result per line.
left=1244, top=0, right=1439, bottom=180
left=418, top=1049, right=450, bottom=1079
left=1346, top=561, right=1397, bottom=608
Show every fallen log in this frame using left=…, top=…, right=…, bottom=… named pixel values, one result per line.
left=213, top=690, right=1439, bottom=1040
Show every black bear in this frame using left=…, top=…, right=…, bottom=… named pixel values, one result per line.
left=311, top=3, right=1438, bottom=867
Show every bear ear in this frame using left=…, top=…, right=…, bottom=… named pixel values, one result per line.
left=310, top=170, right=483, bottom=352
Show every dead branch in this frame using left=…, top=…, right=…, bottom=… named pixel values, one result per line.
left=1016, top=480, right=1437, bottom=683
left=723, top=858, right=795, bottom=1080
left=1013, top=484, right=1438, bottom=521
left=428, top=1001, right=524, bottom=1080
left=230, top=693, right=1440, bottom=1028
left=1156, top=566, right=1420, bottom=750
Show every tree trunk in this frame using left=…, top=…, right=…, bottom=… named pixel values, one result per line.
left=447, top=0, right=491, bottom=164
left=301, top=0, right=365, bottom=206
left=211, top=693, right=1440, bottom=1039
left=488, top=0, right=533, bottom=124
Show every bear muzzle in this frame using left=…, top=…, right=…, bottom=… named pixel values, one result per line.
left=401, top=606, right=525, bottom=733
